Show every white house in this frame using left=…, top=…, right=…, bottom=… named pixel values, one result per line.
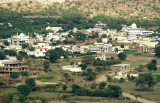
left=122, top=23, right=153, bottom=36
left=89, top=42, right=116, bottom=53
left=62, top=65, right=82, bottom=72
left=8, top=33, right=30, bottom=46
left=46, top=26, right=63, bottom=33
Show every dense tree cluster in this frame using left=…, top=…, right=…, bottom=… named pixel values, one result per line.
left=0, top=8, right=160, bottom=39
left=45, top=48, right=68, bottom=63
left=71, top=84, right=122, bottom=98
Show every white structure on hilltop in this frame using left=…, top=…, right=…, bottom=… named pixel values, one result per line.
left=46, top=33, right=66, bottom=41
left=62, top=65, right=82, bottom=72
left=122, top=23, right=153, bottom=36
left=95, top=23, right=107, bottom=29
left=8, top=33, right=30, bottom=46
left=46, top=26, right=63, bottom=33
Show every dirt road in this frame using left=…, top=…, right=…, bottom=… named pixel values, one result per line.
left=122, top=92, right=157, bottom=103
left=95, top=74, right=157, bottom=103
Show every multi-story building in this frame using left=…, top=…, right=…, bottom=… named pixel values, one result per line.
left=89, top=42, right=116, bottom=53
left=0, top=60, right=28, bottom=74
left=8, top=33, right=30, bottom=46
left=122, top=23, right=153, bottom=36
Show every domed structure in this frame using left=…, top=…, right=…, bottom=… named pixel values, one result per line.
left=131, top=23, right=137, bottom=29
left=19, top=33, right=25, bottom=37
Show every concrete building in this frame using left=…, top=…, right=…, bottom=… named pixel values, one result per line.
left=89, top=42, right=116, bottom=53
left=122, top=23, right=153, bottom=36
left=46, top=26, right=63, bottom=33
left=62, top=65, right=82, bottom=72
left=8, top=33, right=30, bottom=46
left=0, top=59, right=28, bottom=74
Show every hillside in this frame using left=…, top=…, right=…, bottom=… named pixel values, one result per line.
left=0, top=0, right=160, bottom=19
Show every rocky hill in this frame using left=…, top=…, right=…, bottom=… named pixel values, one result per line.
left=0, top=0, right=160, bottom=19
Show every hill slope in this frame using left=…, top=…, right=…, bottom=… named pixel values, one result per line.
left=0, top=0, right=160, bottom=19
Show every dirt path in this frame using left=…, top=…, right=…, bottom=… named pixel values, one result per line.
left=122, top=92, right=157, bottom=103
left=95, top=74, right=157, bottom=103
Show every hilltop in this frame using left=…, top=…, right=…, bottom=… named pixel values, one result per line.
left=0, top=0, right=160, bottom=19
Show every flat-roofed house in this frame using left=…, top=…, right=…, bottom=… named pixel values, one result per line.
left=62, top=65, right=82, bottom=72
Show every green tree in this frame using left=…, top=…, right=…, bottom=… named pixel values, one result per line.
left=63, top=73, right=70, bottom=80
left=90, top=82, right=97, bottom=89
left=25, top=78, right=36, bottom=91
left=20, top=71, right=28, bottom=80
left=151, top=59, right=157, bottom=65
left=22, top=43, right=29, bottom=49
left=106, top=85, right=122, bottom=97
left=155, top=46, right=160, bottom=58
left=120, top=45, right=124, bottom=48
left=86, top=72, right=97, bottom=81
left=62, top=85, right=67, bottom=91
left=4, top=50, right=16, bottom=56
left=118, top=52, right=127, bottom=60
left=136, top=73, right=156, bottom=89
left=45, top=48, right=67, bottom=63
left=17, top=94, right=27, bottom=103
left=119, top=77, right=125, bottom=83
left=0, top=51, right=5, bottom=60
left=28, top=46, right=35, bottom=51
left=43, top=61, right=50, bottom=72
left=99, top=82, right=106, bottom=89
left=107, top=76, right=112, bottom=82
left=10, top=72, right=20, bottom=80
left=75, top=33, right=86, bottom=41
left=79, top=64, right=87, bottom=71
left=137, top=64, right=146, bottom=72
left=97, top=38, right=102, bottom=43
left=147, top=63, right=157, bottom=72
left=17, top=85, right=31, bottom=96
left=96, top=67, right=102, bottom=72
left=3, top=40, right=9, bottom=46
left=71, top=84, right=80, bottom=93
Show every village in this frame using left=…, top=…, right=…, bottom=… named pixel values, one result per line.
left=0, top=22, right=160, bottom=103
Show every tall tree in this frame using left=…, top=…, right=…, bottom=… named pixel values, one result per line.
left=155, top=46, right=160, bottom=58
left=0, top=51, right=5, bottom=60
left=17, top=84, right=31, bottom=96
left=147, top=63, right=157, bottom=72
left=75, top=33, right=86, bottom=41
left=99, top=82, right=106, bottom=89
left=45, top=48, right=67, bottom=63
left=79, top=64, right=87, bottom=71
left=43, top=61, right=50, bottom=72
left=118, top=52, right=127, bottom=60
left=62, top=85, right=67, bottom=91
left=136, top=73, right=156, bottom=89
left=10, top=72, right=20, bottom=81
left=3, top=40, right=9, bottom=46
left=25, top=78, right=36, bottom=91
